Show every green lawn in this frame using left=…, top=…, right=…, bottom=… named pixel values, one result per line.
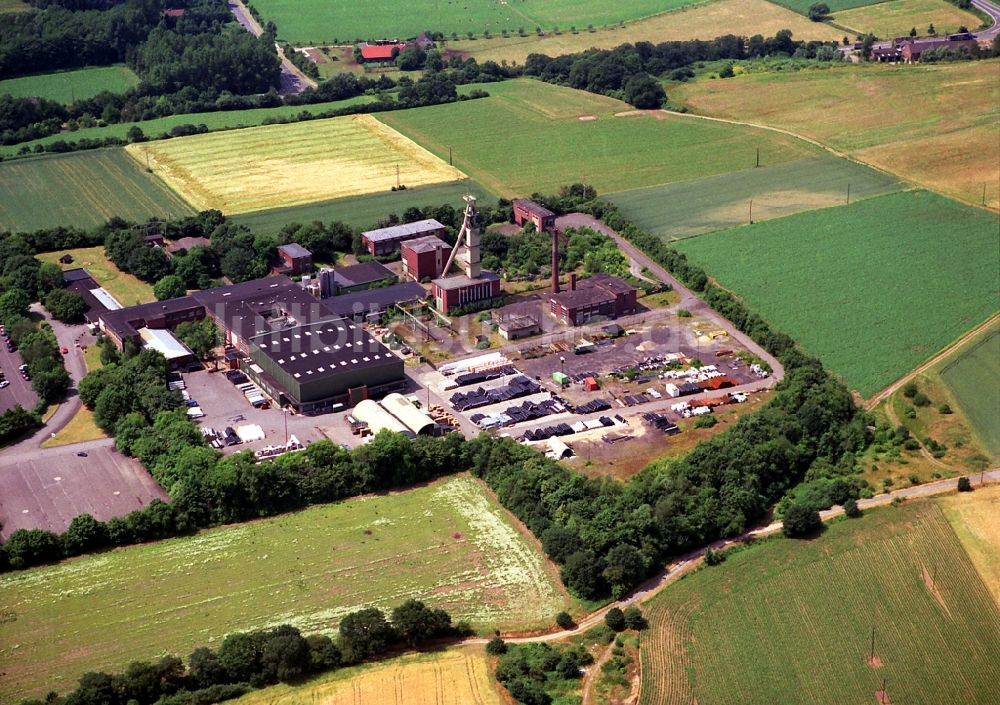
left=37, top=245, right=155, bottom=306
left=0, top=475, right=571, bottom=701
left=233, top=179, right=495, bottom=233
left=377, top=79, right=816, bottom=198
left=0, top=149, right=194, bottom=232
left=0, top=65, right=139, bottom=104
left=940, top=328, right=1000, bottom=457
left=673, top=190, right=999, bottom=397
left=607, top=153, right=905, bottom=240
left=252, top=0, right=704, bottom=44
left=771, top=0, right=889, bottom=14
left=640, top=499, right=1000, bottom=705
left=0, top=94, right=376, bottom=157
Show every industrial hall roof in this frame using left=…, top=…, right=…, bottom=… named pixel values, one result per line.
left=362, top=219, right=446, bottom=243
left=249, top=318, right=396, bottom=380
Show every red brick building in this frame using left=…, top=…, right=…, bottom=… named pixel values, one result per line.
left=401, top=235, right=451, bottom=281
left=431, top=271, right=501, bottom=313
left=512, top=199, right=556, bottom=233
left=273, top=243, right=313, bottom=276
left=548, top=273, right=637, bottom=326
left=361, top=219, right=447, bottom=256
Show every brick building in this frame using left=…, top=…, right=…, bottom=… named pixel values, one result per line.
left=512, top=199, right=556, bottom=233
left=273, top=243, right=313, bottom=276
left=548, top=273, right=637, bottom=326
left=431, top=271, right=501, bottom=314
left=401, top=235, right=451, bottom=281
left=361, top=219, right=447, bottom=256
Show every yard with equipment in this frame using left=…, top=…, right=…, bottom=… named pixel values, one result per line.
left=671, top=60, right=1000, bottom=209
left=834, top=0, right=983, bottom=38
left=230, top=646, right=501, bottom=705
left=0, top=65, right=138, bottom=104
left=0, top=475, right=571, bottom=700
left=127, top=115, right=467, bottom=214
left=378, top=79, right=817, bottom=197
left=606, top=153, right=905, bottom=240
left=639, top=498, right=1000, bottom=705
left=37, top=246, right=155, bottom=306
left=0, top=150, right=195, bottom=233
left=674, top=190, right=1000, bottom=397
left=449, top=0, right=843, bottom=65
left=250, top=0, right=702, bottom=45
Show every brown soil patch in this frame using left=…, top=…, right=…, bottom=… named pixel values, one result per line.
left=922, top=564, right=952, bottom=617
left=579, top=115, right=598, bottom=121
left=614, top=109, right=668, bottom=120
left=867, top=655, right=883, bottom=668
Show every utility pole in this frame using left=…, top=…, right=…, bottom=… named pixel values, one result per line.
left=847, top=182, right=851, bottom=205
left=749, top=199, right=753, bottom=224
left=983, top=183, right=988, bottom=206
left=449, top=146, right=453, bottom=165
left=396, top=163, right=400, bottom=188
left=755, top=146, right=760, bottom=168
left=870, top=626, right=875, bottom=663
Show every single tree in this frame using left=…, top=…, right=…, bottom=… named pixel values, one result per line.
left=153, top=274, right=187, bottom=301
left=843, top=498, right=862, bottom=518
left=555, top=611, right=575, bottom=630
left=808, top=3, right=830, bottom=21
left=604, top=607, right=626, bottom=632
left=43, top=289, right=87, bottom=323
left=782, top=503, right=822, bottom=537
left=957, top=476, right=973, bottom=492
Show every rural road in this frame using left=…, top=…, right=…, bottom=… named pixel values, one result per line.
left=972, top=0, right=1000, bottom=40
left=227, top=0, right=317, bottom=95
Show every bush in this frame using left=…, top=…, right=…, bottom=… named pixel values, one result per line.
left=938, top=403, right=952, bottom=414
left=693, top=414, right=717, bottom=429
left=486, top=635, right=508, bottom=655
left=843, top=498, right=862, bottom=518
left=902, top=381, right=918, bottom=398
left=808, top=2, right=830, bottom=21
left=604, top=607, right=626, bottom=632
left=623, top=605, right=646, bottom=630
left=782, top=503, right=822, bottom=538
left=704, top=547, right=726, bottom=565
left=912, top=392, right=931, bottom=407
left=957, top=476, right=973, bottom=492
left=555, top=611, right=575, bottom=630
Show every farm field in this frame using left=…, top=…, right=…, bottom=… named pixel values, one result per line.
left=639, top=499, right=1000, bottom=705
left=674, top=190, right=1000, bottom=397
left=0, top=65, right=139, bottom=104
left=834, top=0, right=982, bottom=38
left=449, top=0, right=843, bottom=65
left=671, top=60, right=1000, bottom=208
left=939, top=327, right=1000, bottom=457
left=0, top=150, right=194, bottom=232
left=251, top=0, right=702, bottom=45
left=128, top=115, right=466, bottom=214
left=37, top=246, right=155, bottom=306
left=940, top=485, right=1000, bottom=608
left=606, top=153, right=905, bottom=240
left=771, top=0, right=885, bottom=14
left=230, top=647, right=502, bottom=705
left=0, top=94, right=376, bottom=157
left=232, top=179, right=495, bottom=233
left=378, top=79, right=817, bottom=198
left=0, top=475, right=571, bottom=700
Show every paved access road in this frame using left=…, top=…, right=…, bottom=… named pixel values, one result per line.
left=227, top=0, right=317, bottom=95
left=972, top=0, right=1000, bottom=40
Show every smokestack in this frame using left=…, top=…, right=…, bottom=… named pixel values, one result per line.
left=551, top=230, right=560, bottom=294
left=570, top=273, right=577, bottom=291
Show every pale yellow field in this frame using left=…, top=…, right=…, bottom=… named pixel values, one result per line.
left=835, top=0, right=981, bottom=39
left=940, top=485, right=1000, bottom=608
left=127, top=115, right=467, bottom=214
left=231, top=647, right=502, bottom=705
left=447, top=0, right=843, bottom=65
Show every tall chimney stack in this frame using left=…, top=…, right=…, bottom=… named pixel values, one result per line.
left=551, top=230, right=560, bottom=294
left=570, top=272, right=577, bottom=290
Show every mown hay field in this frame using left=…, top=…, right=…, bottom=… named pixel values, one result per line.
left=674, top=190, right=1000, bottom=397
left=0, top=149, right=194, bottom=232
left=939, top=327, right=1000, bottom=456
left=671, top=60, right=1000, bottom=208
left=639, top=499, right=1000, bottom=705
left=251, top=0, right=701, bottom=45
left=37, top=246, right=155, bottom=306
left=606, top=153, right=905, bottom=240
left=0, top=65, right=138, bottom=104
left=378, top=79, right=817, bottom=198
left=835, top=0, right=982, bottom=38
left=940, top=485, right=1000, bottom=608
left=126, top=114, right=466, bottom=214
left=232, top=179, right=495, bottom=234
left=0, top=475, right=570, bottom=700
left=450, top=0, right=843, bottom=65
left=230, top=647, right=501, bottom=705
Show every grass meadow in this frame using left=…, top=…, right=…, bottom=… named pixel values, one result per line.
left=230, top=646, right=501, bottom=705
left=939, top=485, right=1000, bottom=608
left=0, top=65, right=139, bottom=104
left=834, top=0, right=982, bottom=37
left=37, top=246, right=155, bottom=306
left=128, top=114, right=466, bottom=214
left=0, top=94, right=376, bottom=157
left=939, top=328, right=1000, bottom=457
left=0, top=475, right=570, bottom=700
left=674, top=190, right=1000, bottom=397
left=0, top=149, right=194, bottom=232
left=251, top=0, right=701, bottom=45
left=378, top=79, right=816, bottom=198
left=232, top=179, right=494, bottom=233
left=606, top=153, right=904, bottom=240
left=639, top=499, right=1000, bottom=705
left=671, top=60, right=1000, bottom=208
left=449, top=0, right=843, bottom=65
left=771, top=0, right=888, bottom=14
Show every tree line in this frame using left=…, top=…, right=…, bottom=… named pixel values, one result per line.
left=19, top=600, right=467, bottom=705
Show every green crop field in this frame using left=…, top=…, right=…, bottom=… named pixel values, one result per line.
left=674, top=191, right=999, bottom=397
left=639, top=499, right=1000, bottom=705
left=252, top=0, right=703, bottom=45
left=0, top=475, right=571, bottom=700
left=835, top=0, right=982, bottom=38
left=606, top=154, right=905, bottom=240
left=233, top=179, right=495, bottom=234
left=378, top=79, right=816, bottom=198
left=0, top=94, right=376, bottom=157
left=0, top=65, right=139, bottom=104
left=940, top=329, right=1000, bottom=457
left=771, top=0, right=888, bottom=14
left=0, top=149, right=194, bottom=233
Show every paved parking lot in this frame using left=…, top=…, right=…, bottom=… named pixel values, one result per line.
left=0, top=335, right=38, bottom=414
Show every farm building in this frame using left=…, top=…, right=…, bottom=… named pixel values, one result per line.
left=361, top=219, right=448, bottom=256
left=166, top=236, right=210, bottom=256
left=870, top=34, right=978, bottom=62
left=357, top=41, right=409, bottom=63
left=144, top=233, right=165, bottom=248
left=512, top=199, right=556, bottom=233
left=333, top=261, right=396, bottom=294
left=431, top=271, right=501, bottom=314
left=548, top=273, right=637, bottom=326
left=273, top=243, right=313, bottom=276
left=401, top=235, right=451, bottom=281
